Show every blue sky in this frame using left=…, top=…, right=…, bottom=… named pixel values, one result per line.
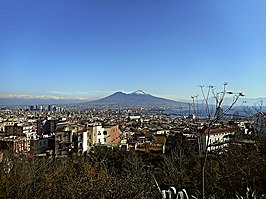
left=1, top=0, right=266, bottom=101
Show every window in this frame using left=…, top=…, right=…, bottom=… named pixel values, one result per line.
left=103, top=131, right=107, bottom=135
left=104, top=138, right=106, bottom=142
left=98, top=131, right=101, bottom=135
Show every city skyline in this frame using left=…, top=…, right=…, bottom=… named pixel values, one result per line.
left=1, top=0, right=266, bottom=101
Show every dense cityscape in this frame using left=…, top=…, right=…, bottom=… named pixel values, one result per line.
left=0, top=89, right=265, bottom=198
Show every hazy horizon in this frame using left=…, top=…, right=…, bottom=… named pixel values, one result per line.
left=0, top=89, right=265, bottom=107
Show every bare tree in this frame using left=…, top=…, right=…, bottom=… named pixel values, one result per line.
left=191, top=82, right=245, bottom=199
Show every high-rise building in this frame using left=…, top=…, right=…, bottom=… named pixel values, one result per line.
left=48, top=105, right=52, bottom=112
left=29, top=105, right=34, bottom=111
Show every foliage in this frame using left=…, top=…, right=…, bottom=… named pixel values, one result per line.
left=0, top=139, right=265, bottom=198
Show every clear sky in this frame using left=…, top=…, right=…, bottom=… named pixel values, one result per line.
left=1, top=0, right=266, bottom=101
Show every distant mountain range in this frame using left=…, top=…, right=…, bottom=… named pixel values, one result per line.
left=0, top=90, right=265, bottom=109
left=0, top=90, right=182, bottom=106
left=86, top=90, right=183, bottom=106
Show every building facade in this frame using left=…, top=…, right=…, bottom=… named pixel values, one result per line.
left=254, top=112, right=266, bottom=136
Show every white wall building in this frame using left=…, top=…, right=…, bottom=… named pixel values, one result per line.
left=87, top=123, right=120, bottom=150
left=201, top=128, right=235, bottom=152
left=87, top=123, right=104, bottom=149
left=77, top=130, right=88, bottom=154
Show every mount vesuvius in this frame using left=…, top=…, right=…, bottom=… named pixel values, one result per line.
left=87, top=90, right=183, bottom=106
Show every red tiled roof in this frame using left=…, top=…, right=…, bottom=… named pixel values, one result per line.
left=56, top=127, right=65, bottom=131
left=204, top=128, right=234, bottom=135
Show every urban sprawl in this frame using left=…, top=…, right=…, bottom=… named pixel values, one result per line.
left=0, top=104, right=264, bottom=158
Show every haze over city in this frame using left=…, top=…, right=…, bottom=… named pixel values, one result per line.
left=1, top=0, right=266, bottom=103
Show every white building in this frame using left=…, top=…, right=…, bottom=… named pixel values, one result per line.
left=77, top=130, right=88, bottom=154
left=87, top=123, right=104, bottom=146
left=200, top=128, right=235, bottom=152
left=87, top=123, right=120, bottom=150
